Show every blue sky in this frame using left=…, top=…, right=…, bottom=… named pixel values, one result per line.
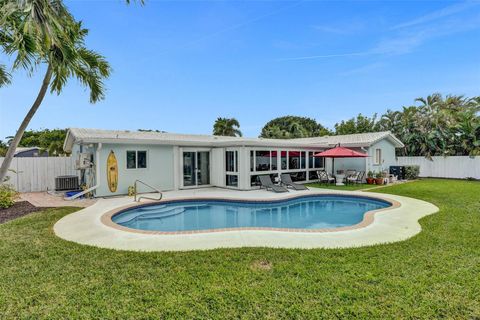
left=1, top=0, right=479, bottom=139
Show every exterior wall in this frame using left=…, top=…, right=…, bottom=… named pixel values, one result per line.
left=367, top=139, right=397, bottom=173
left=210, top=148, right=225, bottom=188
left=95, top=143, right=174, bottom=197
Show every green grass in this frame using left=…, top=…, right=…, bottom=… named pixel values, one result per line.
left=0, top=179, right=479, bottom=319
left=306, top=182, right=374, bottom=191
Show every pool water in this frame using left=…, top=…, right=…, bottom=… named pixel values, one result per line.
left=112, top=195, right=391, bottom=232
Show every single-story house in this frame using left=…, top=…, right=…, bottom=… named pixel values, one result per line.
left=14, top=147, right=48, bottom=157
left=63, top=128, right=404, bottom=197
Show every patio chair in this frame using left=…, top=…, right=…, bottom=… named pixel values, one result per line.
left=281, top=173, right=308, bottom=191
left=346, top=171, right=360, bottom=184
left=355, top=171, right=365, bottom=184
left=316, top=170, right=336, bottom=185
left=258, top=175, right=289, bottom=193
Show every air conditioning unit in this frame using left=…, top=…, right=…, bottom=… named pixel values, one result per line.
left=55, top=175, right=79, bottom=191
left=76, top=153, right=93, bottom=169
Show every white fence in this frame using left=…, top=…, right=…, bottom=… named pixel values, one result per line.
left=396, top=156, right=480, bottom=179
left=0, top=157, right=77, bottom=192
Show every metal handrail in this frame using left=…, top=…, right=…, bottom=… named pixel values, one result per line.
left=134, top=179, right=163, bottom=202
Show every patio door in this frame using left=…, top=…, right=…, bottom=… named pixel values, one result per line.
left=182, top=150, right=210, bottom=187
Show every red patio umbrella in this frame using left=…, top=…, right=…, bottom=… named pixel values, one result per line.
left=314, top=146, right=368, bottom=175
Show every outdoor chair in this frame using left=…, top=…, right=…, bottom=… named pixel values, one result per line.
left=346, top=171, right=360, bottom=184
left=281, top=173, right=308, bottom=191
left=259, top=175, right=289, bottom=193
left=316, top=170, right=336, bottom=185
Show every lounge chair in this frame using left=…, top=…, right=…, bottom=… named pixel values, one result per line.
left=281, top=173, right=308, bottom=190
left=316, top=170, right=336, bottom=185
left=259, top=175, right=288, bottom=193
left=346, top=171, right=359, bottom=184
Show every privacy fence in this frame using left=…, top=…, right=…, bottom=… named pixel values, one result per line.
left=0, top=157, right=76, bottom=192
left=396, top=156, right=480, bottom=180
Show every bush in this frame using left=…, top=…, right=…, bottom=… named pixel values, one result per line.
left=404, top=165, right=420, bottom=180
left=0, top=184, right=18, bottom=209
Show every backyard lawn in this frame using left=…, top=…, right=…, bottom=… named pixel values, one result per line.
left=0, top=179, right=479, bottom=319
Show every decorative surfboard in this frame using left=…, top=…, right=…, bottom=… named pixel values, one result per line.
left=107, top=150, right=118, bottom=193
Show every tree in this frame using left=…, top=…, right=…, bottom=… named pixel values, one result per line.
left=260, top=116, right=331, bottom=139
left=213, top=117, right=242, bottom=137
left=334, top=114, right=377, bottom=135
left=0, top=1, right=111, bottom=182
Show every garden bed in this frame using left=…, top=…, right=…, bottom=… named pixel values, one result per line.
left=0, top=201, right=50, bottom=224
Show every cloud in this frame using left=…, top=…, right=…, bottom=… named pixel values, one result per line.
left=339, top=62, right=386, bottom=76
left=278, top=5, right=480, bottom=62
left=391, top=1, right=479, bottom=30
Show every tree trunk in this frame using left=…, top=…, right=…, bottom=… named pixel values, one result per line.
left=0, top=64, right=53, bottom=183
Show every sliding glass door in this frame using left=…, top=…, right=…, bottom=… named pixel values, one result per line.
left=182, top=150, right=210, bottom=187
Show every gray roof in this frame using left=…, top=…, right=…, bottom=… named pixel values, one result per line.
left=63, top=128, right=404, bottom=152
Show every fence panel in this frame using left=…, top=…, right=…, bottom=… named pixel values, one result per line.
left=396, top=156, right=480, bottom=179
left=0, top=157, right=77, bottom=192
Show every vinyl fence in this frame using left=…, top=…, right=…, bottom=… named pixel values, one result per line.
left=396, top=156, right=480, bottom=180
left=0, top=157, right=77, bottom=192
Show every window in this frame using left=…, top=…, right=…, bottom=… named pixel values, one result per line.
left=375, top=148, right=382, bottom=165
left=137, top=151, right=147, bottom=168
left=281, top=151, right=287, bottom=170
left=300, top=151, right=306, bottom=169
left=226, top=151, right=237, bottom=172
left=226, top=175, right=238, bottom=187
left=127, top=150, right=147, bottom=169
left=288, top=151, right=300, bottom=169
left=308, top=152, right=324, bottom=169
left=250, top=151, right=254, bottom=171
left=271, top=151, right=278, bottom=170
left=255, top=151, right=271, bottom=171
left=127, top=151, right=136, bottom=169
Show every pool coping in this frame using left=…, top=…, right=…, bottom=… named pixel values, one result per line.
left=53, top=188, right=439, bottom=252
left=101, top=194, right=401, bottom=235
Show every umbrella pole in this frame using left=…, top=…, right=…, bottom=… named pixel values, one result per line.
left=332, top=158, right=335, bottom=176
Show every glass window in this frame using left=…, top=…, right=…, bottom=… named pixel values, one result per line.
left=226, top=174, right=238, bottom=187
left=226, top=151, right=236, bottom=172
left=300, top=151, right=306, bottom=169
left=288, top=151, right=300, bottom=169
left=281, top=151, right=287, bottom=170
left=256, top=151, right=270, bottom=171
left=127, top=151, right=136, bottom=169
left=286, top=171, right=306, bottom=182
left=375, top=149, right=382, bottom=164
left=137, top=151, right=147, bottom=168
left=271, top=151, right=278, bottom=170
left=250, top=151, right=254, bottom=171
left=309, top=152, right=323, bottom=168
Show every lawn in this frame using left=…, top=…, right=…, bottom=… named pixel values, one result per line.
left=0, top=179, right=479, bottom=319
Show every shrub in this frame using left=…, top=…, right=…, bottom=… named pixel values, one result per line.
left=404, top=165, right=420, bottom=180
left=0, top=184, right=18, bottom=209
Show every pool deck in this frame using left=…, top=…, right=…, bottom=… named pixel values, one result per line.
left=53, top=187, right=439, bottom=252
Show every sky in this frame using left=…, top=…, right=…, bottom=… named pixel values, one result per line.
left=1, top=0, right=480, bottom=140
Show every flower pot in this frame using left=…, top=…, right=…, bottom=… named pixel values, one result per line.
left=366, top=178, right=374, bottom=184
left=375, top=178, right=384, bottom=185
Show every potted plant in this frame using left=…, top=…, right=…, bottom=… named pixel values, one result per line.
left=375, top=171, right=384, bottom=185
left=366, top=171, right=375, bottom=184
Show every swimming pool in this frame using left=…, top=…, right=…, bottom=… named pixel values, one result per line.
left=111, top=195, right=391, bottom=233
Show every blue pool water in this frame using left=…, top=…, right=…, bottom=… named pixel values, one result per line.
left=112, top=195, right=391, bottom=232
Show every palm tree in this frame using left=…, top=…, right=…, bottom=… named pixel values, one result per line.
left=213, top=117, right=242, bottom=137
left=0, top=1, right=111, bottom=182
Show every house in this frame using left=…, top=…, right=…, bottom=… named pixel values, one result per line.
left=14, top=147, right=48, bottom=157
left=63, top=128, right=404, bottom=197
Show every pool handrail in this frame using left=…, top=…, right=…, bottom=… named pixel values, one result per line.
left=134, top=179, right=162, bottom=202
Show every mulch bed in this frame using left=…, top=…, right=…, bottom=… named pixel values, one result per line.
left=0, top=201, right=50, bottom=224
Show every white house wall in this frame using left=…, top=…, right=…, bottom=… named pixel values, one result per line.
left=95, top=143, right=175, bottom=197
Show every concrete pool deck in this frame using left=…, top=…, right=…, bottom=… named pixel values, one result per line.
left=53, top=187, right=439, bottom=252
